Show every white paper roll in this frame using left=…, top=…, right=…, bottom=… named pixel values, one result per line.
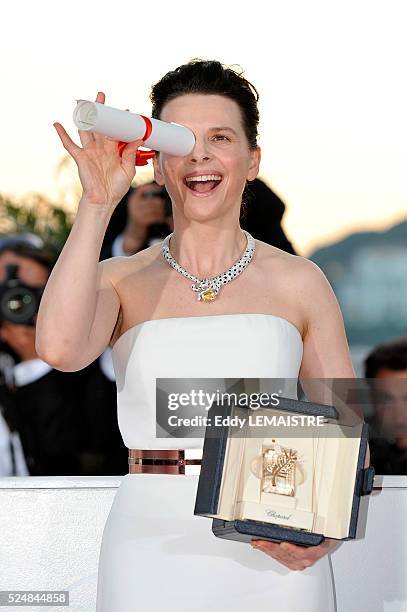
left=73, top=100, right=195, bottom=156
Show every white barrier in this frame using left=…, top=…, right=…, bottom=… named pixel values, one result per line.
left=0, top=476, right=405, bottom=612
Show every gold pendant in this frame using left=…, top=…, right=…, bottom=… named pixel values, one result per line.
left=261, top=443, right=298, bottom=497
left=200, top=288, right=217, bottom=302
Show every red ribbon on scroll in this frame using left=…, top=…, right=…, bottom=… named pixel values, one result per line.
left=117, top=115, right=156, bottom=166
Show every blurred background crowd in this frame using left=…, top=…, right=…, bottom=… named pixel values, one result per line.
left=0, top=177, right=406, bottom=478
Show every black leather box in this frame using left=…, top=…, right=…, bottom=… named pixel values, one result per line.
left=194, top=391, right=375, bottom=547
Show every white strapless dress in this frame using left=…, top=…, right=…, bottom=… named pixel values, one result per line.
left=95, top=314, right=336, bottom=612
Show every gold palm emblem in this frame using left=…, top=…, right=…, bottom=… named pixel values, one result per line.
left=262, top=445, right=298, bottom=496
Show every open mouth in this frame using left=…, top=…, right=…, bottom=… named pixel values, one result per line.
left=184, top=174, right=223, bottom=194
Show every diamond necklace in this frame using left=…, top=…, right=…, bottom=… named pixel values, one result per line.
left=161, top=230, right=255, bottom=302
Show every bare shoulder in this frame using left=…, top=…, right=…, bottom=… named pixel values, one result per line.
left=254, top=240, right=339, bottom=335
left=97, top=242, right=162, bottom=287
left=255, top=239, right=330, bottom=293
left=255, top=241, right=353, bottom=377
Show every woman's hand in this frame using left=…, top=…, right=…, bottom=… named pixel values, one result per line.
left=251, top=537, right=338, bottom=571
left=53, top=92, right=144, bottom=207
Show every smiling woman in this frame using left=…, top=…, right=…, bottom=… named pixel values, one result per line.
left=153, top=91, right=260, bottom=230
left=35, top=59, right=355, bottom=612
left=184, top=172, right=223, bottom=194
left=151, top=61, right=260, bottom=230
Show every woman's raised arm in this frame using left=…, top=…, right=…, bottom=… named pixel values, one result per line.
left=35, top=92, right=143, bottom=371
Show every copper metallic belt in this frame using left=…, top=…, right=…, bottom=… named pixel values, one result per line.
left=128, top=449, right=202, bottom=475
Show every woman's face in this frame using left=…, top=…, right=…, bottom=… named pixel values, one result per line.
left=153, top=94, right=260, bottom=222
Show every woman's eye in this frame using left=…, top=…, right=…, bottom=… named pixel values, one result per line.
left=212, top=134, right=230, bottom=142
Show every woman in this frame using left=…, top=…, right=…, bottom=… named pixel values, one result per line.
left=36, top=60, right=354, bottom=611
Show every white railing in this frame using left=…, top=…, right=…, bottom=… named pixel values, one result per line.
left=0, top=476, right=405, bottom=612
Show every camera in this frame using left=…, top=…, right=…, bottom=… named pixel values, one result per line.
left=0, top=264, right=44, bottom=326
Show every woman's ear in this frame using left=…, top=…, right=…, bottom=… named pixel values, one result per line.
left=153, top=153, right=165, bottom=186
left=247, top=146, right=261, bottom=181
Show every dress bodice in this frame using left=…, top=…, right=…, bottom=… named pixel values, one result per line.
left=111, top=313, right=303, bottom=450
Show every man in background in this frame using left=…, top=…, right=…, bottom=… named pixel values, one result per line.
left=364, top=337, right=407, bottom=475
left=0, top=234, right=127, bottom=475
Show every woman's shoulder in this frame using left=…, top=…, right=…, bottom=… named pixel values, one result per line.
left=254, top=239, right=336, bottom=329
left=254, top=239, right=327, bottom=287
left=98, top=242, right=163, bottom=285
left=255, top=240, right=342, bottom=349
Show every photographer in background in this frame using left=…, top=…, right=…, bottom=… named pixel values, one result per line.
left=0, top=351, right=29, bottom=476
left=100, top=183, right=173, bottom=259
left=0, top=233, right=127, bottom=476
left=100, top=177, right=296, bottom=260
left=0, top=233, right=80, bottom=475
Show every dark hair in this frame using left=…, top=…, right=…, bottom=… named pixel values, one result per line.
left=150, top=59, right=260, bottom=150
left=0, top=234, right=55, bottom=274
left=364, top=337, right=407, bottom=379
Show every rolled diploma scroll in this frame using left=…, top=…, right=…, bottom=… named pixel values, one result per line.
left=73, top=100, right=195, bottom=156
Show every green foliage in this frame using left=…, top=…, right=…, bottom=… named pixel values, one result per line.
left=0, top=194, right=73, bottom=258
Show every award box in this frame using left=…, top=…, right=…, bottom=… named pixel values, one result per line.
left=194, top=388, right=375, bottom=547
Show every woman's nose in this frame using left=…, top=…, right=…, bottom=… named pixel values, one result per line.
left=190, top=153, right=210, bottom=162
left=189, top=137, right=211, bottom=163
